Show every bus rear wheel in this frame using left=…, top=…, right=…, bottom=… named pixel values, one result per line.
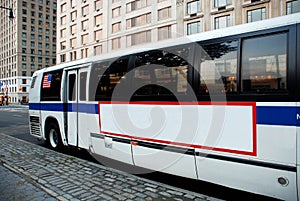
left=46, top=122, right=62, bottom=150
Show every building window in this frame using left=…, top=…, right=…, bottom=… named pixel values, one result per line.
left=60, top=54, right=66, bottom=62
left=187, top=0, right=201, bottom=15
left=94, top=45, right=102, bottom=55
left=61, top=15, right=66, bottom=25
left=70, top=51, right=77, bottom=61
left=126, top=0, right=150, bottom=12
left=126, top=13, right=151, bottom=29
left=71, top=0, right=77, bottom=8
left=22, top=32, right=27, bottom=38
left=112, top=38, right=121, bottom=50
left=215, top=15, right=230, bottom=29
left=127, top=30, right=151, bottom=46
left=70, top=38, right=77, bottom=48
left=61, top=41, right=66, bottom=50
left=71, top=11, right=77, bottom=21
left=82, top=5, right=89, bottom=16
left=187, top=21, right=201, bottom=35
left=94, top=29, right=103, bottom=41
left=81, top=48, right=89, bottom=58
left=214, top=0, right=230, bottom=8
left=112, top=22, right=121, bottom=33
left=112, top=7, right=121, bottom=18
left=81, top=19, right=89, bottom=31
left=81, top=34, right=89, bottom=45
left=61, top=3, right=66, bottom=13
left=94, top=14, right=103, bottom=26
left=287, top=0, right=300, bottom=14
left=158, top=7, right=171, bottom=20
left=247, top=7, right=266, bottom=23
left=158, top=26, right=171, bottom=41
left=95, top=0, right=103, bottom=10
left=60, top=29, right=66, bottom=38
left=71, top=24, right=77, bottom=34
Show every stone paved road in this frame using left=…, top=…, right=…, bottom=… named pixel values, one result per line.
left=0, top=165, right=57, bottom=201
left=0, top=133, right=222, bottom=201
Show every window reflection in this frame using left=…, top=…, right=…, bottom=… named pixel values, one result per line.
left=241, top=33, right=287, bottom=93
left=199, top=40, right=238, bottom=94
left=133, top=48, right=189, bottom=96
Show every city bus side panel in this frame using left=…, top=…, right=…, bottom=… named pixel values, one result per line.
left=195, top=102, right=298, bottom=200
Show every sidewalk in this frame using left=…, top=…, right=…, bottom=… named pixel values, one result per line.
left=0, top=133, right=221, bottom=201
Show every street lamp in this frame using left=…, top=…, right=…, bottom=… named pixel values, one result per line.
left=0, top=6, right=14, bottom=19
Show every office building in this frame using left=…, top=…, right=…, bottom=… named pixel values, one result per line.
left=56, top=0, right=300, bottom=64
left=0, top=0, right=57, bottom=103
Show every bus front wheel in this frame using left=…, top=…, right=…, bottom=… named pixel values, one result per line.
left=46, top=122, right=62, bottom=150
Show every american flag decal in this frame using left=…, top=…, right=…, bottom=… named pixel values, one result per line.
left=42, top=74, right=52, bottom=88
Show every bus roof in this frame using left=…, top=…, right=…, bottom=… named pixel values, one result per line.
left=39, top=12, right=300, bottom=74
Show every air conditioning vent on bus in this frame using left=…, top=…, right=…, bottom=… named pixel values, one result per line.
left=30, top=116, right=41, bottom=137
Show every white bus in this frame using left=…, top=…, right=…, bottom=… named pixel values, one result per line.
left=29, top=13, right=300, bottom=200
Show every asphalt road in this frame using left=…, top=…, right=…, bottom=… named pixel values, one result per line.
left=0, top=105, right=278, bottom=201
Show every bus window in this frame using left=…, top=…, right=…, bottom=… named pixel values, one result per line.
left=133, top=49, right=189, bottom=98
left=41, top=70, right=63, bottom=101
left=68, top=74, right=76, bottom=101
left=90, top=57, right=129, bottom=101
left=241, top=33, right=287, bottom=93
left=79, top=72, right=87, bottom=101
left=199, top=40, right=238, bottom=94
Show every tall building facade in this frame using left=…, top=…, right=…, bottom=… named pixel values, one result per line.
left=57, top=0, right=300, bottom=65
left=0, top=0, right=57, bottom=103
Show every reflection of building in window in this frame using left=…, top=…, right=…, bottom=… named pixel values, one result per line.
left=247, top=7, right=266, bottom=23
left=200, top=40, right=238, bottom=93
left=287, top=0, right=300, bottom=14
left=241, top=33, right=287, bottom=93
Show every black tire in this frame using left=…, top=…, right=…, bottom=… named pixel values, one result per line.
left=46, top=122, right=63, bottom=150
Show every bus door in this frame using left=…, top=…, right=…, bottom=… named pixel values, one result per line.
left=66, top=67, right=89, bottom=147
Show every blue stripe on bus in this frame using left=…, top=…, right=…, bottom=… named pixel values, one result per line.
left=29, top=103, right=99, bottom=114
left=67, top=103, right=98, bottom=114
left=29, top=103, right=299, bottom=126
left=256, top=106, right=298, bottom=126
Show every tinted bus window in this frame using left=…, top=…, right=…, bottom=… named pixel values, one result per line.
left=41, top=70, right=63, bottom=101
left=80, top=72, right=87, bottom=101
left=90, top=57, right=129, bottom=101
left=133, top=49, right=189, bottom=98
left=241, top=33, right=287, bottom=93
left=68, top=74, right=76, bottom=101
left=199, top=40, right=238, bottom=94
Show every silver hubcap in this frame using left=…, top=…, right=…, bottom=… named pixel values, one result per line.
left=49, top=129, right=58, bottom=148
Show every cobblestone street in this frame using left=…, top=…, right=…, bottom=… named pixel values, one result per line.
left=0, top=165, right=57, bottom=201
left=0, top=133, right=221, bottom=201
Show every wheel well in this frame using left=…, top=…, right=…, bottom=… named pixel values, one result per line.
left=44, top=117, right=59, bottom=140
